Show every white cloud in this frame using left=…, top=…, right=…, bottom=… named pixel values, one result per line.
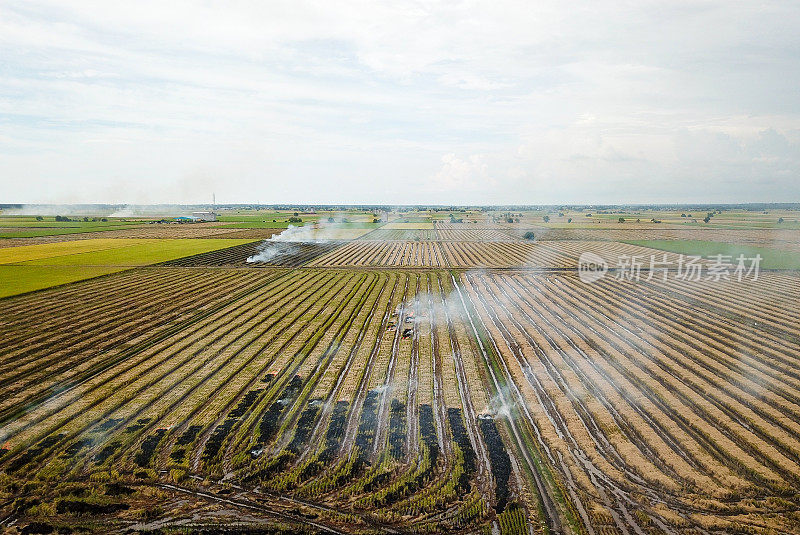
left=430, top=153, right=493, bottom=193
left=0, top=0, right=799, bottom=204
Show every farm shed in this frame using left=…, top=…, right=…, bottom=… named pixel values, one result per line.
left=191, top=211, right=218, bottom=221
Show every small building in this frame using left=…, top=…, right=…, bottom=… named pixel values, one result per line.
left=191, top=211, right=218, bottom=222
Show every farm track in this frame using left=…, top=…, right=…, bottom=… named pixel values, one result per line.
left=454, top=274, right=570, bottom=534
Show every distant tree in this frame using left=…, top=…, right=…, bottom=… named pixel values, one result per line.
left=372, top=218, right=379, bottom=223
left=523, top=231, right=535, bottom=240
left=35, top=216, right=43, bottom=221
left=703, top=216, right=711, bottom=223
left=567, top=218, right=572, bottom=223
left=586, top=213, right=592, bottom=217
left=618, top=217, right=625, bottom=223
left=543, top=215, right=550, bottom=223
left=83, top=217, right=89, bottom=222
left=687, top=214, right=692, bottom=217
left=558, top=212, right=564, bottom=217
left=636, top=218, right=641, bottom=223
left=681, top=213, right=686, bottom=217
left=293, top=212, right=299, bottom=216
left=506, top=217, right=514, bottom=223
left=287, top=217, right=302, bottom=223
left=778, top=217, right=785, bottom=224
left=101, top=218, right=108, bottom=222
left=328, top=217, right=335, bottom=223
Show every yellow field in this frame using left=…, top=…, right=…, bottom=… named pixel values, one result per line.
left=0, top=239, right=156, bottom=264
left=0, top=239, right=256, bottom=297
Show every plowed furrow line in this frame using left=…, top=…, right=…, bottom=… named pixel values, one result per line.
left=119, top=270, right=331, bottom=471
left=370, top=274, right=410, bottom=458
left=153, top=270, right=333, bottom=470
left=436, top=274, right=494, bottom=509
left=516, top=276, right=786, bottom=492
left=267, top=273, right=382, bottom=458
left=405, top=274, right=421, bottom=460
left=0, top=269, right=297, bottom=464
left=0, top=268, right=222, bottom=359
left=191, top=272, right=363, bottom=471
left=496, top=275, right=709, bottom=490
left=339, top=275, right=407, bottom=462
left=0, top=271, right=261, bottom=398
left=585, top=276, right=800, bottom=428
left=0, top=268, right=170, bottom=332
left=293, top=273, right=398, bottom=470
left=131, top=271, right=369, bottom=476
left=466, top=274, right=646, bottom=534
left=427, top=274, right=451, bottom=463
left=451, top=273, right=568, bottom=534
left=554, top=277, right=800, bottom=477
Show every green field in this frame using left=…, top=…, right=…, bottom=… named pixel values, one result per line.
left=0, top=265, right=127, bottom=298
left=624, top=239, right=800, bottom=269
left=0, top=238, right=256, bottom=297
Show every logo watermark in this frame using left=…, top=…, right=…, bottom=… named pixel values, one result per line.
left=578, top=253, right=762, bottom=283
left=578, top=252, right=609, bottom=283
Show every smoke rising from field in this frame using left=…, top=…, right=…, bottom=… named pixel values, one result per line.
left=371, top=384, right=391, bottom=395
left=2, top=204, right=204, bottom=218
left=488, top=386, right=519, bottom=420
left=245, top=219, right=337, bottom=263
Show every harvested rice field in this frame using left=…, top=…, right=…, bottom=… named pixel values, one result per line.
left=2, top=208, right=800, bottom=534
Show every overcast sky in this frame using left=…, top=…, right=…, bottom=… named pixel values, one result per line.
left=1, top=1, right=799, bottom=205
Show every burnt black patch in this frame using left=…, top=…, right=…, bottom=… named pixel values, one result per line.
left=388, top=399, right=406, bottom=459
left=134, top=428, right=167, bottom=468
left=447, top=408, right=476, bottom=493
left=478, top=416, right=512, bottom=514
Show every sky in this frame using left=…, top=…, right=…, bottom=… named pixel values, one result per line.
left=1, top=1, right=799, bottom=205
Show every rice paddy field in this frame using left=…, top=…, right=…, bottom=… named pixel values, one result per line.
left=2, top=207, right=800, bottom=534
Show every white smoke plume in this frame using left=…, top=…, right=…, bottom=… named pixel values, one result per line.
left=245, top=221, right=337, bottom=263
left=2, top=204, right=200, bottom=218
